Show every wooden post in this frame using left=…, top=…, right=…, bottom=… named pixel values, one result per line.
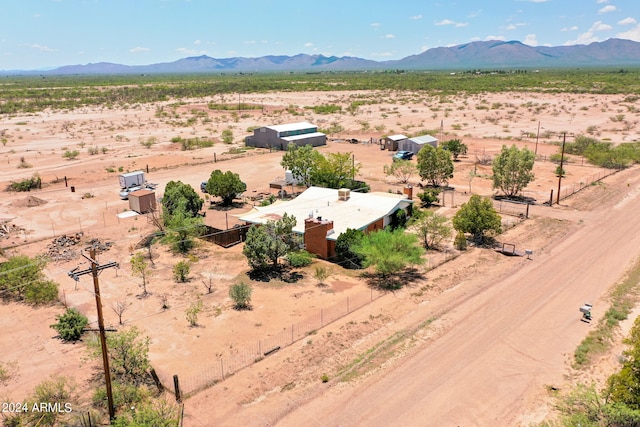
left=556, top=133, right=566, bottom=205
left=173, top=375, right=182, bottom=403
left=150, top=368, right=163, bottom=393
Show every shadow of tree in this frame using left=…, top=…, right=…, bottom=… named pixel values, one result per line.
left=361, top=267, right=426, bottom=291
left=247, top=265, right=304, bottom=283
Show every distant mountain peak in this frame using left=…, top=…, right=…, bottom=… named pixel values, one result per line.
left=4, top=38, right=639, bottom=75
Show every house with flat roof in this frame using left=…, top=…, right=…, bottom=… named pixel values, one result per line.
left=245, top=121, right=326, bottom=150
left=238, top=186, right=413, bottom=259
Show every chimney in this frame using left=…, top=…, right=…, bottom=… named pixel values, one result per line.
left=304, top=217, right=334, bottom=260
left=338, top=188, right=350, bottom=201
left=403, top=185, right=413, bottom=200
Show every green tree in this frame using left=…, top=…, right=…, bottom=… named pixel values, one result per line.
left=162, top=180, right=203, bottom=221
left=441, top=139, right=468, bottom=161
left=0, top=255, right=58, bottom=304
left=311, top=152, right=360, bottom=189
left=89, top=326, right=150, bottom=386
left=130, top=252, right=151, bottom=296
left=50, top=307, right=88, bottom=342
left=335, top=228, right=366, bottom=269
left=229, top=282, right=252, bottom=310
left=417, top=145, right=454, bottom=187
left=383, top=159, right=417, bottom=184
left=242, top=213, right=299, bottom=270
left=607, top=316, right=640, bottom=409
left=280, top=143, right=321, bottom=187
left=491, top=144, right=535, bottom=198
left=164, top=206, right=204, bottom=253
left=414, top=211, right=452, bottom=250
left=452, top=195, right=502, bottom=245
left=206, top=169, right=246, bottom=206
left=354, top=229, right=425, bottom=280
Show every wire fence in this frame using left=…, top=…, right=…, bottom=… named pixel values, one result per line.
left=555, top=167, right=621, bottom=204
left=154, top=288, right=383, bottom=398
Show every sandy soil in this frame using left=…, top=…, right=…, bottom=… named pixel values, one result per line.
left=0, top=89, right=639, bottom=425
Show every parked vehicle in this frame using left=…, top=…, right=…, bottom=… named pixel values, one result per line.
left=119, top=171, right=145, bottom=189
left=201, top=181, right=208, bottom=193
left=119, top=182, right=157, bottom=200
left=393, top=150, right=414, bottom=161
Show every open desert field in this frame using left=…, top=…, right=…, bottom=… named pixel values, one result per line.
left=1, top=85, right=640, bottom=425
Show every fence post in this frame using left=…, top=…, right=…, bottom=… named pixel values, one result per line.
left=173, top=375, right=182, bottom=403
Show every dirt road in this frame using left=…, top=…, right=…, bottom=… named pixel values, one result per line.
left=276, top=167, right=640, bottom=426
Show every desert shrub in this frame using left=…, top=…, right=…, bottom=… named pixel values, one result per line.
left=63, top=149, right=79, bottom=159
left=8, top=175, right=41, bottom=192
left=24, top=279, right=59, bottom=304
left=229, top=282, right=252, bottom=310
left=418, top=187, right=441, bottom=207
left=50, top=308, right=88, bottom=341
left=287, top=250, right=313, bottom=267
left=173, top=260, right=191, bottom=283
left=454, top=231, right=468, bottom=251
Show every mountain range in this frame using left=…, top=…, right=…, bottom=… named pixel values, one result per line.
left=6, top=38, right=640, bottom=75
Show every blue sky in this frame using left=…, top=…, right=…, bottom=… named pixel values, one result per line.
left=3, top=0, right=640, bottom=70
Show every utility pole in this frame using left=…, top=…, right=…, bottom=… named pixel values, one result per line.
left=535, top=121, right=540, bottom=155
left=68, top=248, right=119, bottom=421
left=556, top=132, right=567, bottom=205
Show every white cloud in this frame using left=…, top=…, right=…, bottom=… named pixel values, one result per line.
left=436, top=19, right=468, bottom=27
left=485, top=35, right=506, bottom=41
left=370, top=22, right=380, bottom=28
left=523, top=34, right=538, bottom=46
left=564, top=20, right=612, bottom=45
left=194, top=39, right=201, bottom=45
left=304, top=42, right=314, bottom=47
left=617, top=24, right=640, bottom=41
left=409, top=14, right=422, bottom=20
left=129, top=46, right=150, bottom=53
left=596, top=0, right=608, bottom=3
left=561, top=26, right=579, bottom=32
left=28, top=44, right=56, bottom=52
left=619, top=17, right=637, bottom=26
left=435, top=19, right=455, bottom=26
left=599, top=5, right=616, bottom=14
left=176, top=47, right=207, bottom=56
left=519, top=0, right=548, bottom=3
left=384, top=34, right=395, bottom=39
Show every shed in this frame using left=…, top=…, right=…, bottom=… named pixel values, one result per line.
left=129, top=189, right=157, bottom=214
left=399, top=134, right=438, bottom=153
left=381, top=134, right=408, bottom=151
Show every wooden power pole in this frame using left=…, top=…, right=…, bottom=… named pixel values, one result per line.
left=68, top=248, right=119, bottom=421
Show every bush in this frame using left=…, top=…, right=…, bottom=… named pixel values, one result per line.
left=173, top=260, right=191, bottom=283
left=50, top=308, right=88, bottom=341
left=24, top=280, right=59, bottom=304
left=229, top=282, right=252, bottom=310
left=418, top=188, right=441, bottom=207
left=454, top=231, right=468, bottom=251
left=287, top=250, right=313, bottom=267
left=8, top=175, right=41, bottom=192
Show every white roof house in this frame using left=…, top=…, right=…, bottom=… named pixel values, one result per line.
left=238, top=187, right=412, bottom=241
left=399, top=134, right=438, bottom=153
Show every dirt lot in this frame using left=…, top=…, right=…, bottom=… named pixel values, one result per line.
left=0, top=89, right=639, bottom=425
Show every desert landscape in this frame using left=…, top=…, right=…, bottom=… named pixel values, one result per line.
left=1, top=85, right=640, bottom=426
